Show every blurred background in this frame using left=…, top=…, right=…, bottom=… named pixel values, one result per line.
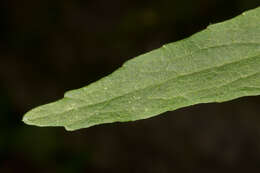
left=0, top=0, right=260, bottom=172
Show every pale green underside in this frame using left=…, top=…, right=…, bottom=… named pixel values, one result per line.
left=23, top=7, right=260, bottom=131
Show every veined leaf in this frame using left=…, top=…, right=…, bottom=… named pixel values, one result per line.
left=23, top=7, right=260, bottom=131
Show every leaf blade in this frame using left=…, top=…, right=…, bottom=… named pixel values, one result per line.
left=23, top=7, right=260, bottom=131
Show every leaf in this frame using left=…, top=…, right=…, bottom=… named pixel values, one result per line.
left=23, top=7, right=260, bottom=131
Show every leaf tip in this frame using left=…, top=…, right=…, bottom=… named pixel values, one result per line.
left=22, top=113, right=36, bottom=126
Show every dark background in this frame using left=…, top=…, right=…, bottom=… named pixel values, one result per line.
left=1, top=0, right=260, bottom=172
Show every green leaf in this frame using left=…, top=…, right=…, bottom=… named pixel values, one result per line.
left=23, top=7, right=260, bottom=131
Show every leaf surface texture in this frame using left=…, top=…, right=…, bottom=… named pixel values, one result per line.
left=23, top=7, right=260, bottom=131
